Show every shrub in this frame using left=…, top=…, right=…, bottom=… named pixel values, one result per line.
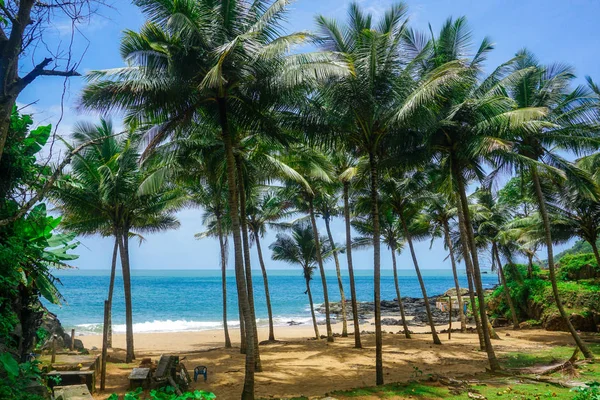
left=558, top=253, right=599, bottom=281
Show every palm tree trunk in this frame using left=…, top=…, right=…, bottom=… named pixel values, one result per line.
left=368, top=153, right=383, bottom=385
left=442, top=220, right=467, bottom=333
left=343, top=182, right=362, bottom=348
left=390, top=244, right=411, bottom=338
left=218, top=97, right=255, bottom=399
left=493, top=244, right=519, bottom=329
left=526, top=253, right=534, bottom=279
left=308, top=197, right=333, bottom=342
left=455, top=198, right=485, bottom=349
left=239, top=303, right=246, bottom=354
left=454, top=170, right=500, bottom=371
left=106, top=235, right=119, bottom=348
left=255, top=234, right=275, bottom=342
left=117, top=228, right=135, bottom=363
left=324, top=215, right=348, bottom=337
left=305, top=275, right=320, bottom=340
left=217, top=215, right=232, bottom=348
left=236, top=159, right=262, bottom=372
left=399, top=213, right=442, bottom=345
left=589, top=239, right=600, bottom=268
left=531, top=167, right=593, bottom=359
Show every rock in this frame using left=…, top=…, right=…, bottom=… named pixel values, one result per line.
left=491, top=317, right=509, bottom=328
left=443, top=288, right=470, bottom=297
left=287, top=320, right=302, bottom=326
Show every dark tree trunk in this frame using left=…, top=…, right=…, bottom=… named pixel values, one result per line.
left=368, top=153, right=383, bottom=385
left=390, top=244, right=411, bottom=338
left=526, top=253, right=534, bottom=279
left=442, top=220, right=467, bottom=333
left=238, top=303, right=246, bottom=354
left=308, top=197, right=333, bottom=342
left=531, top=167, right=593, bottom=359
left=106, top=235, right=119, bottom=348
left=117, top=228, right=135, bottom=363
left=324, top=215, right=348, bottom=337
left=590, top=239, right=600, bottom=269
left=216, top=215, right=232, bottom=348
left=455, top=199, right=484, bottom=349
left=399, top=213, right=442, bottom=345
left=493, top=244, right=519, bottom=329
left=454, top=169, right=500, bottom=371
left=236, top=158, right=262, bottom=372
left=343, top=182, right=362, bottom=348
left=255, top=234, right=275, bottom=342
left=218, top=97, right=255, bottom=399
left=305, top=275, right=320, bottom=340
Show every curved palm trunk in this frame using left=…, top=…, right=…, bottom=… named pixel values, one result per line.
left=324, top=215, right=348, bottom=337
left=106, top=235, right=119, bottom=348
left=117, top=229, right=135, bottom=363
left=343, top=182, right=362, bottom=348
left=239, top=303, right=247, bottom=354
left=236, top=157, right=262, bottom=372
left=218, top=97, right=255, bottom=399
left=493, top=244, right=519, bottom=329
left=305, top=274, right=320, bottom=340
left=390, top=244, right=411, bottom=338
left=454, top=170, right=500, bottom=371
left=217, top=215, right=232, bottom=348
left=589, top=239, right=600, bottom=268
left=255, top=234, right=275, bottom=342
left=399, top=213, right=442, bottom=345
left=308, top=197, right=333, bottom=342
left=368, top=153, right=383, bottom=385
left=442, top=220, right=467, bottom=333
left=455, top=199, right=485, bottom=349
left=526, top=253, right=534, bottom=279
left=531, top=167, right=593, bottom=359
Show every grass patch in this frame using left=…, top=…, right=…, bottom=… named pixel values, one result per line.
left=331, top=381, right=450, bottom=399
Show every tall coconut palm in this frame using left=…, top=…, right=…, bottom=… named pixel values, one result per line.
left=313, top=2, right=415, bottom=383
left=397, top=18, right=554, bottom=370
left=333, top=152, right=363, bottom=347
left=315, top=188, right=349, bottom=337
left=270, top=223, right=334, bottom=340
left=497, top=49, right=600, bottom=358
left=247, top=190, right=294, bottom=342
left=80, top=2, right=344, bottom=394
left=471, top=188, right=520, bottom=329
left=52, top=119, right=183, bottom=363
left=379, top=174, right=442, bottom=344
left=421, top=192, right=467, bottom=333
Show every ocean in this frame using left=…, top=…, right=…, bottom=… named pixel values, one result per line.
left=45, top=268, right=499, bottom=335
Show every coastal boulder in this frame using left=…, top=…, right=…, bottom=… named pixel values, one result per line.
left=442, top=288, right=469, bottom=297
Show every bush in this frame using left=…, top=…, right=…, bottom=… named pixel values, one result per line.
left=571, top=382, right=600, bottom=400
left=108, top=386, right=216, bottom=400
left=558, top=253, right=600, bottom=281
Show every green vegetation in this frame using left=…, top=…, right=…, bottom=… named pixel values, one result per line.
left=558, top=254, right=600, bottom=281
left=109, top=386, right=216, bottom=400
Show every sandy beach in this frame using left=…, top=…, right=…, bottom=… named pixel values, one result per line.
left=80, top=319, right=580, bottom=399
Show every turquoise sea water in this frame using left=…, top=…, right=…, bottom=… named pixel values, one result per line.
left=45, top=268, right=499, bottom=334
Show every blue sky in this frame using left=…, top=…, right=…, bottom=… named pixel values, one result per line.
left=18, top=0, right=600, bottom=271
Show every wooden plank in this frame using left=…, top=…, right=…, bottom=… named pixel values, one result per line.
left=46, top=370, right=95, bottom=376
left=53, top=384, right=93, bottom=400
left=155, top=355, right=176, bottom=380
left=129, top=367, right=150, bottom=380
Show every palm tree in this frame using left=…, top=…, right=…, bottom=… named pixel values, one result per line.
left=352, top=209, right=411, bottom=338
left=53, top=119, right=182, bottom=363
left=246, top=190, right=294, bottom=342
left=315, top=187, right=349, bottom=337
left=80, top=2, right=344, bottom=394
left=270, top=223, right=334, bottom=340
left=421, top=192, right=467, bottom=333
left=193, top=177, right=233, bottom=349
left=498, top=49, right=599, bottom=358
left=333, top=152, right=363, bottom=348
left=379, top=174, right=442, bottom=344
left=472, top=188, right=520, bottom=329
left=313, top=2, right=414, bottom=383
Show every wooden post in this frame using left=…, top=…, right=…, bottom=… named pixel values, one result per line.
left=51, top=335, right=57, bottom=363
left=101, top=300, right=109, bottom=391
left=448, top=295, right=452, bottom=340
left=71, top=328, right=75, bottom=351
